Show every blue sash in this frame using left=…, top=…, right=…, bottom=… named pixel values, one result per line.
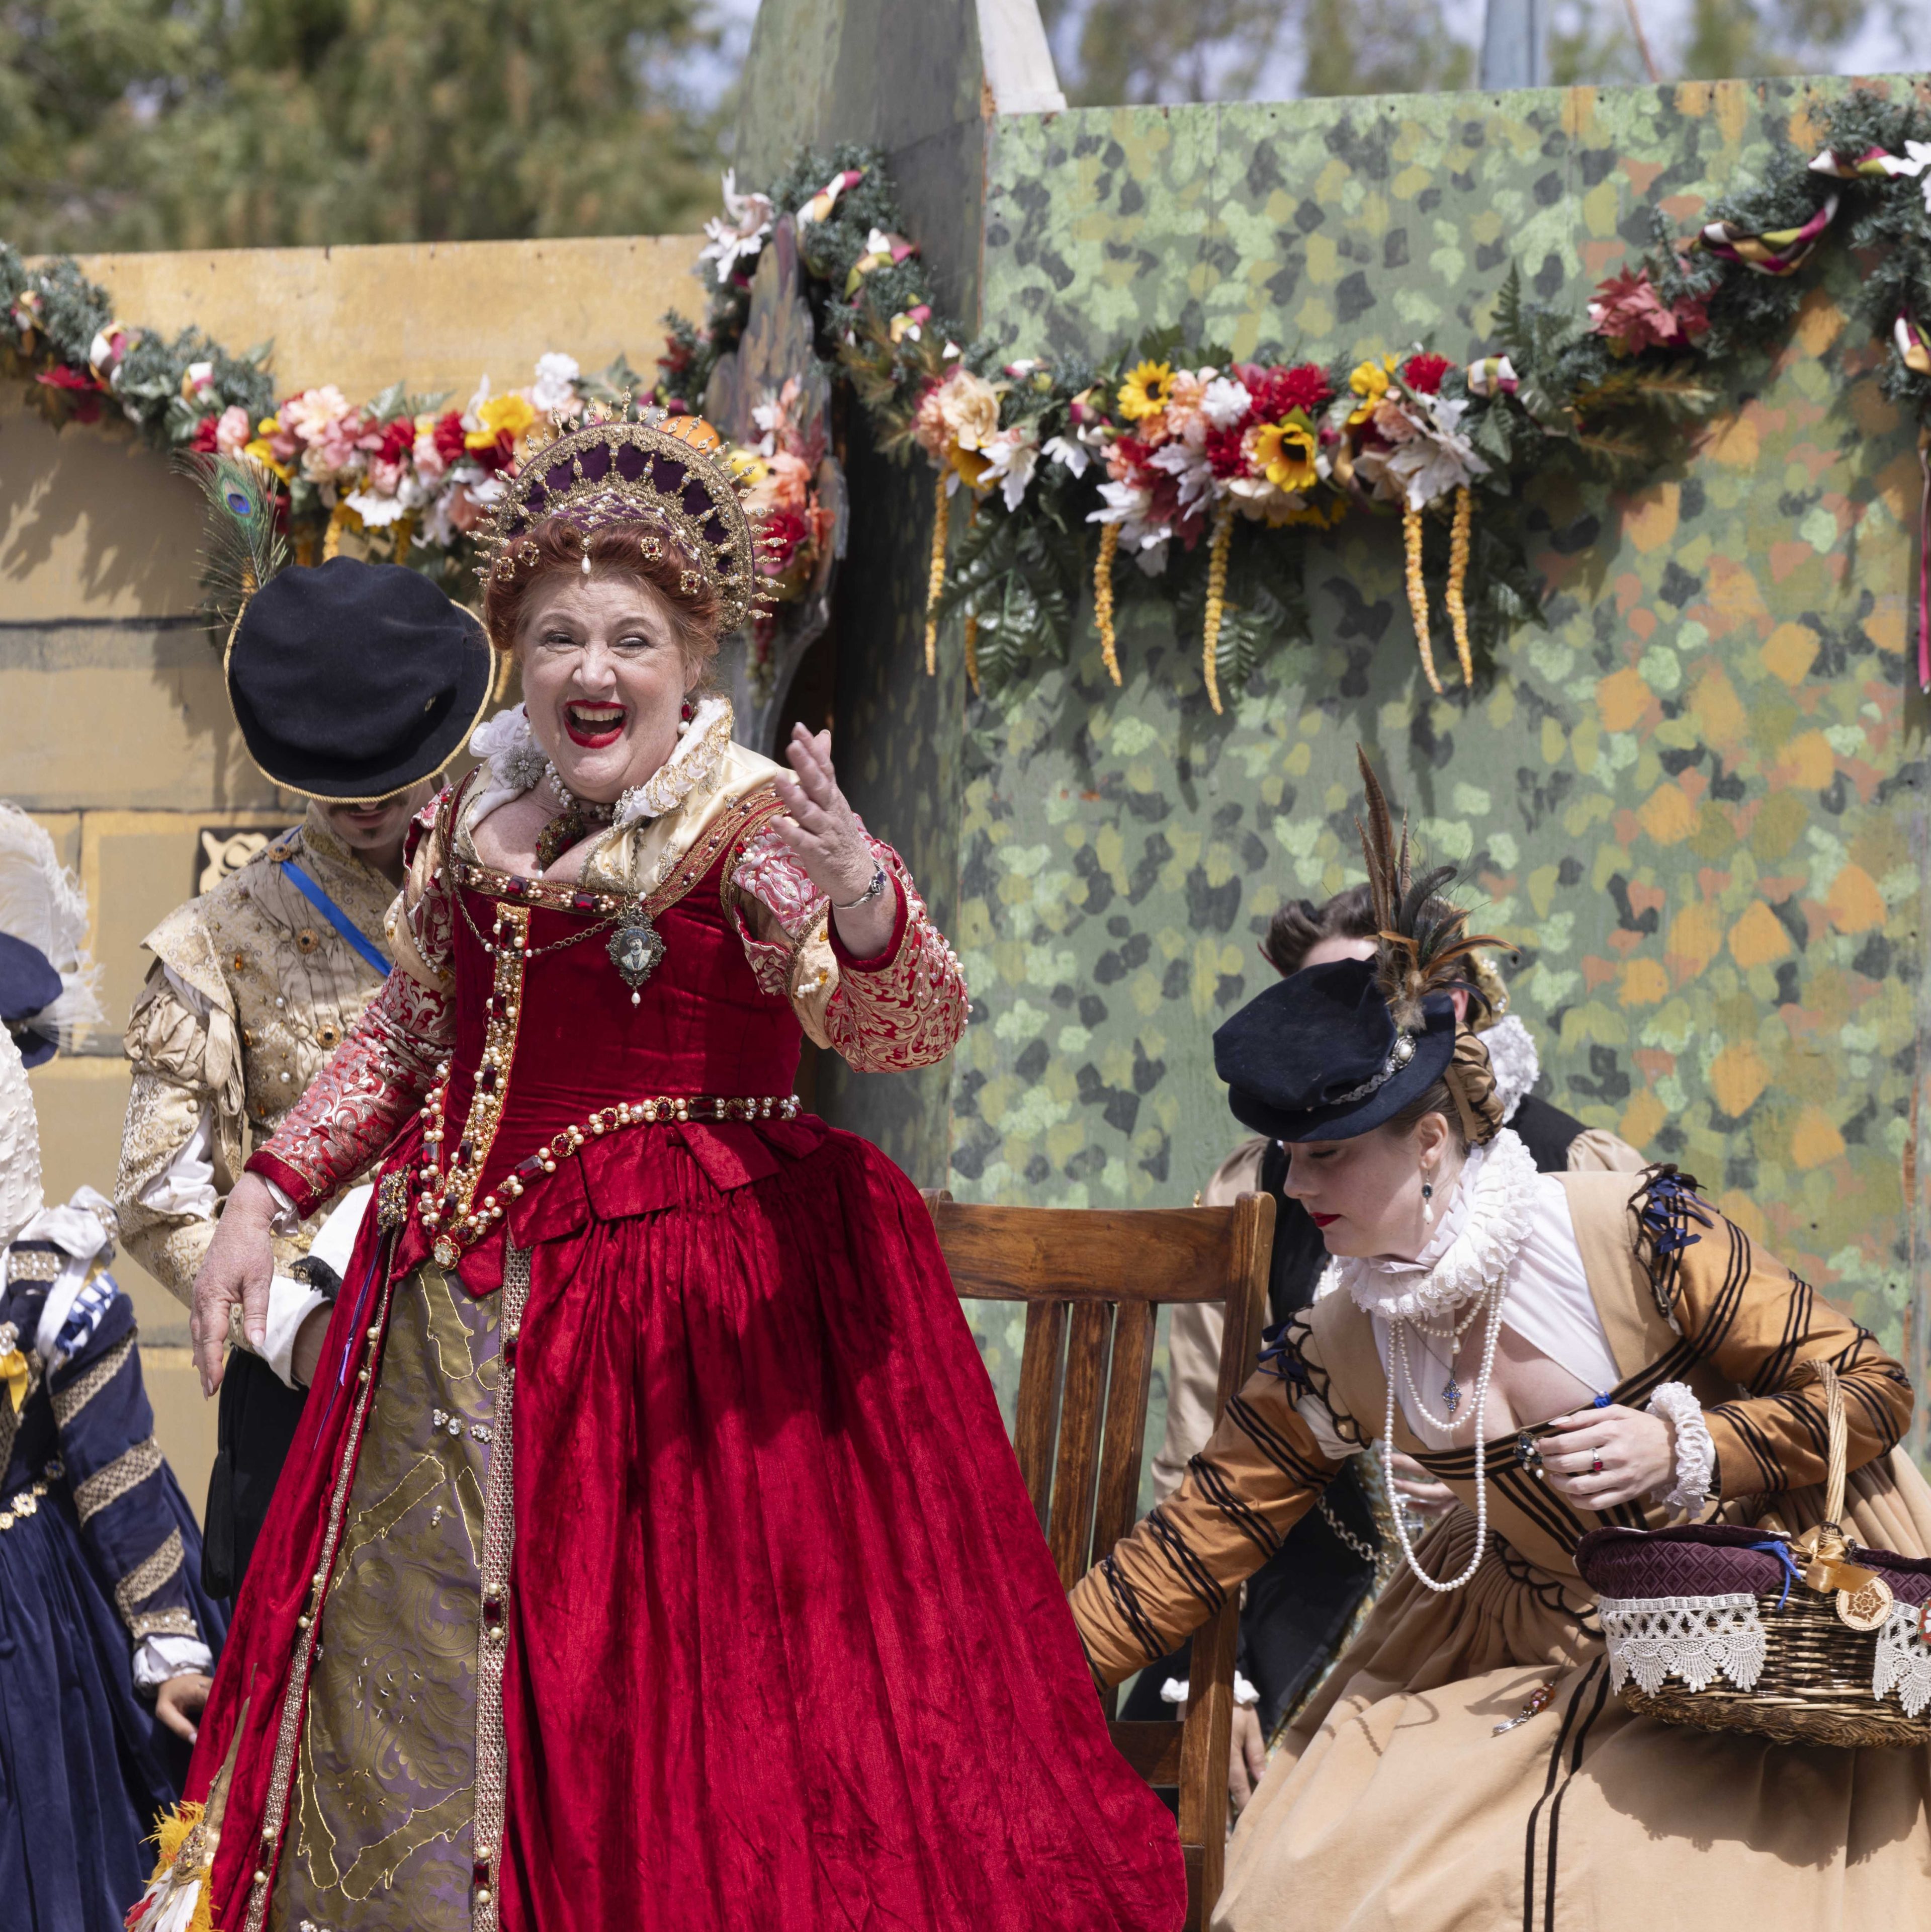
left=277, top=857, right=391, bottom=978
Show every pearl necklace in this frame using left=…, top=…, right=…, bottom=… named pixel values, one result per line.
left=1382, top=1276, right=1509, bottom=1594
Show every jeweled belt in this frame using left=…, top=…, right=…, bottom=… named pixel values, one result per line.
left=0, top=1462, right=61, bottom=1533
left=405, top=1089, right=803, bottom=1268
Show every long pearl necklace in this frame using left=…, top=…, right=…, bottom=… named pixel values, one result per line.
left=1381, top=1276, right=1509, bottom=1594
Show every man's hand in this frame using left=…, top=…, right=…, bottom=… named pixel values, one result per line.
left=191, top=1173, right=279, bottom=1396
left=155, top=1671, right=212, bottom=1743
left=1230, top=1703, right=1268, bottom=1814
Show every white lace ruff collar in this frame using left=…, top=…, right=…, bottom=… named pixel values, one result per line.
left=1322, top=1127, right=1540, bottom=1324
left=467, top=695, right=734, bottom=828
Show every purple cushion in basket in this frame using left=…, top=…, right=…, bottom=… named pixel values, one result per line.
left=1575, top=1523, right=1931, bottom=1608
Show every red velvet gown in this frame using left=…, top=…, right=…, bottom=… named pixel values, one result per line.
left=176, top=772, right=1183, bottom=1932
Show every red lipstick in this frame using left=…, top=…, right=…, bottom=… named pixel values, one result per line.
left=1310, top=1212, right=1340, bottom=1228
left=563, top=702, right=627, bottom=748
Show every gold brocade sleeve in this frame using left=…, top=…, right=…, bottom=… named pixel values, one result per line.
left=115, top=960, right=241, bottom=1309
left=1638, top=1171, right=1914, bottom=1500
left=1069, top=1331, right=1345, bottom=1685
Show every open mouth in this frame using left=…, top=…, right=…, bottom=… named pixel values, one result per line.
left=564, top=702, right=628, bottom=748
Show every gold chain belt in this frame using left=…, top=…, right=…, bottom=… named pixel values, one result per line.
left=414, top=1090, right=802, bottom=1268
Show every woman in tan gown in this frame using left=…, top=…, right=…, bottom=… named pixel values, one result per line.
left=1073, top=772, right=1931, bottom=1931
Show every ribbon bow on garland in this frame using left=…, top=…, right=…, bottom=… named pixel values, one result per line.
left=657, top=95, right=1931, bottom=710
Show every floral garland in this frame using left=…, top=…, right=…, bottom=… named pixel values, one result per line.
left=7, top=89, right=1929, bottom=696
left=0, top=248, right=832, bottom=628
left=658, top=93, right=1931, bottom=708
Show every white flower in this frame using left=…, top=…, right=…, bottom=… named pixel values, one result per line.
left=1385, top=395, right=1489, bottom=510
left=1201, top=376, right=1253, bottom=430
left=698, top=169, right=774, bottom=287
left=1089, top=478, right=1172, bottom=573
left=1465, top=354, right=1519, bottom=398
left=1041, top=434, right=1090, bottom=478
left=531, top=352, right=580, bottom=413
left=979, top=424, right=1041, bottom=511
left=1149, top=438, right=1217, bottom=518
left=344, top=488, right=409, bottom=528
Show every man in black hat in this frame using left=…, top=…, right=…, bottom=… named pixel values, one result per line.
left=114, top=556, right=492, bottom=1593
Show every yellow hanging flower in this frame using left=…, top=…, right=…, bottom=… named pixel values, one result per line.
left=1346, top=355, right=1399, bottom=426
left=242, top=439, right=293, bottom=483
left=1254, top=417, right=1321, bottom=493
left=1116, top=361, right=1176, bottom=423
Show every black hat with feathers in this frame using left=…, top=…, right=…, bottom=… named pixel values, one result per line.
left=184, top=456, right=492, bottom=802
left=1213, top=748, right=1506, bottom=1143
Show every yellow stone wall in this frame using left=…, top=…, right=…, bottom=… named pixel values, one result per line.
left=4, top=232, right=704, bottom=1512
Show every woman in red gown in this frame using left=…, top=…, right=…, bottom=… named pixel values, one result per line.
left=154, top=410, right=1182, bottom=1932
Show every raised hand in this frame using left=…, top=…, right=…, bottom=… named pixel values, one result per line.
left=771, top=722, right=894, bottom=960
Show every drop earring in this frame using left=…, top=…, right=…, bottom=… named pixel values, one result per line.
left=1421, top=1180, right=1435, bottom=1228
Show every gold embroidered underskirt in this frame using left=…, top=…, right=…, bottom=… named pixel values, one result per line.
left=272, top=1264, right=499, bottom=1931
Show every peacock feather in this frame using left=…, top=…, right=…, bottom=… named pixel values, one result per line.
left=178, top=451, right=289, bottom=644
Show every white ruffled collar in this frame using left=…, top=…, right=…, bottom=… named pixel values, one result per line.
left=466, top=695, right=734, bottom=830
left=1322, top=1127, right=1540, bottom=1324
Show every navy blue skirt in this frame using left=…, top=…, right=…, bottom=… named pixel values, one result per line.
left=0, top=1471, right=226, bottom=1932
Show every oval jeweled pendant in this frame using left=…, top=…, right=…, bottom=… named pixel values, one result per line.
left=608, top=911, right=666, bottom=993
left=432, top=1236, right=461, bottom=1270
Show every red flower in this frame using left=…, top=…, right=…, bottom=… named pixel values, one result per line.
left=1672, top=290, right=1711, bottom=341
left=1244, top=363, right=1333, bottom=420
left=432, top=410, right=468, bottom=465
left=375, top=416, right=415, bottom=465
left=1114, top=435, right=1159, bottom=480
left=190, top=412, right=222, bottom=453
left=1402, top=352, right=1453, bottom=395
left=1204, top=425, right=1248, bottom=478
left=1587, top=268, right=1688, bottom=355
left=469, top=430, right=516, bottom=474
left=658, top=334, right=693, bottom=375
left=35, top=364, right=103, bottom=392
left=758, top=507, right=810, bottom=574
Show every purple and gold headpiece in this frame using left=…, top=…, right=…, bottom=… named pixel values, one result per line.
left=478, top=407, right=770, bottom=632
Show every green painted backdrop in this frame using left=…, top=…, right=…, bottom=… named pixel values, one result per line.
left=729, top=41, right=1931, bottom=1453
left=927, top=77, right=1930, bottom=1437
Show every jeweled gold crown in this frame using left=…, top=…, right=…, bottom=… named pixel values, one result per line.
left=478, top=406, right=774, bottom=633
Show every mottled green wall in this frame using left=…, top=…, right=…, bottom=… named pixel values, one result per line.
left=951, top=76, right=1929, bottom=1427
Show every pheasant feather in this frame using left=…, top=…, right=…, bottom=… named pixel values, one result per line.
left=1353, top=747, right=1508, bottom=1028
left=178, top=451, right=289, bottom=644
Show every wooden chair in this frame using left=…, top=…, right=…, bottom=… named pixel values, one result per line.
left=922, top=1190, right=1275, bottom=1931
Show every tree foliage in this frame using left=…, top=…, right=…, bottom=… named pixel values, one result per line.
left=0, top=0, right=722, bottom=254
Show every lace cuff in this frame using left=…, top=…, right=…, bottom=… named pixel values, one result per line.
left=1647, top=1381, right=1717, bottom=1514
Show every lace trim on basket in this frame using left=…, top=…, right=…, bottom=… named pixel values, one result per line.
left=1873, top=1600, right=1931, bottom=1718
left=1597, top=1591, right=1768, bottom=1695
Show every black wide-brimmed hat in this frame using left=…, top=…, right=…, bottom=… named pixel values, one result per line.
left=0, top=931, right=64, bottom=1068
left=227, top=557, right=493, bottom=802
left=1213, top=957, right=1457, bottom=1142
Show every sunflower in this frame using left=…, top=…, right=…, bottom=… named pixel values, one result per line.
left=1116, top=360, right=1176, bottom=423
left=1254, top=416, right=1320, bottom=493
left=1346, top=355, right=1399, bottom=427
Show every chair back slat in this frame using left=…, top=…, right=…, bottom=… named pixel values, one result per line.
left=922, top=1203, right=1240, bottom=1303
left=922, top=1188, right=1276, bottom=1932
left=1012, top=1298, right=1069, bottom=1527
left=1091, top=1298, right=1156, bottom=1564
left=1046, top=1299, right=1117, bottom=1588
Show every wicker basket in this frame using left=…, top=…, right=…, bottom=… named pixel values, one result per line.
left=1575, top=1362, right=1931, bottom=1747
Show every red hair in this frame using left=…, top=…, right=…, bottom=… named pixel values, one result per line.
left=482, top=513, right=723, bottom=674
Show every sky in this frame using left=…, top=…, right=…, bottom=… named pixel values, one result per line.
left=680, top=0, right=1927, bottom=116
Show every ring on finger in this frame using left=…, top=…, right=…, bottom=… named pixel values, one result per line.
left=1590, top=1456, right=1604, bottom=1474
